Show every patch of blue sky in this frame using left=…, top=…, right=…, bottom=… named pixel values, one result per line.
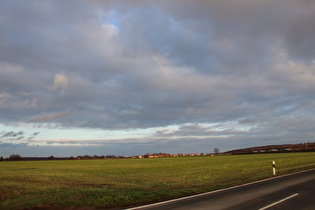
left=101, top=10, right=120, bottom=28
left=0, top=123, right=157, bottom=143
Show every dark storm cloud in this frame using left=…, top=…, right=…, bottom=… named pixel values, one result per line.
left=1, top=0, right=315, bottom=155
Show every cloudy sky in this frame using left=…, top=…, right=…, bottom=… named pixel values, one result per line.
left=1, top=0, right=315, bottom=157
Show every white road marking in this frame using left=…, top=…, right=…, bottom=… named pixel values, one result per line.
left=258, top=193, right=299, bottom=210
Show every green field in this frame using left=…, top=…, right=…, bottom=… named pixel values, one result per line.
left=1, top=152, right=315, bottom=209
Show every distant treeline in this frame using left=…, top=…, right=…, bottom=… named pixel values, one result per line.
left=226, top=142, right=315, bottom=155
left=0, top=153, right=210, bottom=161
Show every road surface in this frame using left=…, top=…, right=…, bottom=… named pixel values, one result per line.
left=126, top=168, right=315, bottom=210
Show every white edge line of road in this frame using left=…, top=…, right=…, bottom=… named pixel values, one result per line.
left=126, top=168, right=315, bottom=210
left=258, top=193, right=299, bottom=210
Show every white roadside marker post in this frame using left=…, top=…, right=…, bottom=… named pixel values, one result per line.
left=272, top=161, right=276, bottom=175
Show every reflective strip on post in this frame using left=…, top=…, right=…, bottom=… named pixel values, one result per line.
left=272, top=161, right=276, bottom=175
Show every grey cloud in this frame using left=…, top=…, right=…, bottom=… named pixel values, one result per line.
left=0, top=0, right=315, bottom=156
left=32, top=124, right=60, bottom=129
left=158, top=0, right=315, bottom=65
left=0, top=142, right=28, bottom=148
left=27, top=112, right=69, bottom=123
left=0, top=130, right=41, bottom=141
left=27, top=132, right=40, bottom=140
left=0, top=131, right=24, bottom=138
left=239, top=118, right=256, bottom=124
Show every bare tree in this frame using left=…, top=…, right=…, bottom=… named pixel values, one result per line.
left=214, top=148, right=220, bottom=154
left=9, top=154, right=21, bottom=161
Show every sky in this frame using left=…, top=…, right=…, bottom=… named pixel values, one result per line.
left=1, top=0, right=315, bottom=157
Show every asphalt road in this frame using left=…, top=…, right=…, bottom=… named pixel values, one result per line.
left=126, top=168, right=315, bottom=210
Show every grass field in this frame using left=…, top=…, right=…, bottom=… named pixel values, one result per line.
left=1, top=152, right=315, bottom=209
